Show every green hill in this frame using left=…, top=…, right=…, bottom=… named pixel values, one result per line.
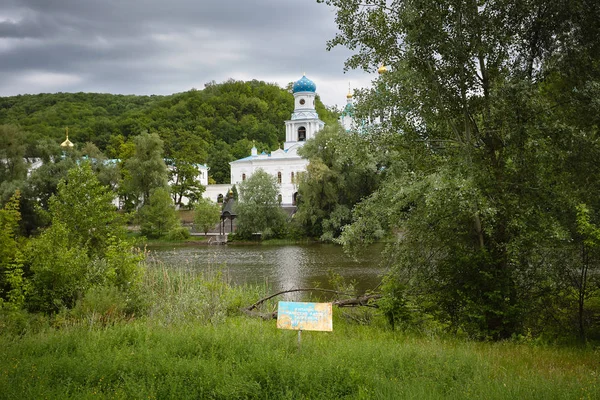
left=0, top=80, right=338, bottom=183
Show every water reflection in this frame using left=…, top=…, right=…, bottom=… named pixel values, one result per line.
left=148, top=244, right=386, bottom=298
left=274, top=247, right=305, bottom=298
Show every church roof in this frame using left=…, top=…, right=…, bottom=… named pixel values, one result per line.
left=230, top=146, right=301, bottom=164
left=292, top=75, right=316, bottom=93
left=341, top=102, right=354, bottom=117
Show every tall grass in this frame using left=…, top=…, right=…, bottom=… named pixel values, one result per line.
left=0, top=264, right=598, bottom=399
left=0, top=317, right=598, bottom=399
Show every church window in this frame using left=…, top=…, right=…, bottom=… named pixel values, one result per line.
left=298, top=126, right=306, bottom=141
left=242, top=173, right=246, bottom=181
left=291, top=171, right=294, bottom=183
left=277, top=171, right=282, bottom=184
left=278, top=194, right=282, bottom=204
left=299, top=99, right=305, bottom=105
left=217, top=194, right=223, bottom=203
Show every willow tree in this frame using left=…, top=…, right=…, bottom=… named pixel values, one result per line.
left=321, top=0, right=600, bottom=338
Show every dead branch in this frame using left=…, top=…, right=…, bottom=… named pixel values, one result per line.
left=244, top=288, right=354, bottom=311
left=242, top=289, right=382, bottom=320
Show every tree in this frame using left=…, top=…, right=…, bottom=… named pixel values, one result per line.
left=123, top=132, right=168, bottom=207
left=235, top=169, right=286, bottom=239
left=193, top=198, right=221, bottom=235
left=27, top=163, right=141, bottom=313
left=138, top=187, right=180, bottom=238
left=168, top=159, right=205, bottom=207
left=0, top=125, right=28, bottom=190
left=296, top=124, right=380, bottom=241
left=207, top=140, right=233, bottom=184
left=321, top=0, right=600, bottom=338
left=80, top=142, right=120, bottom=191
left=0, top=191, right=27, bottom=310
left=48, top=161, right=123, bottom=257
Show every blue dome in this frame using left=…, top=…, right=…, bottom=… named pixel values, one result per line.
left=292, top=75, right=316, bottom=93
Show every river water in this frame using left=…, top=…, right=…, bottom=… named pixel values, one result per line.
left=147, top=243, right=387, bottom=297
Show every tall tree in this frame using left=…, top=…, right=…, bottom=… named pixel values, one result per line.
left=138, top=187, right=180, bottom=238
left=48, top=161, right=123, bottom=257
left=193, top=198, right=221, bottom=235
left=321, top=0, right=600, bottom=338
left=207, top=140, right=233, bottom=184
left=0, top=191, right=27, bottom=310
left=236, top=169, right=286, bottom=239
left=0, top=125, right=28, bottom=204
left=27, top=163, right=140, bottom=313
left=296, top=124, right=380, bottom=241
left=122, top=132, right=168, bottom=207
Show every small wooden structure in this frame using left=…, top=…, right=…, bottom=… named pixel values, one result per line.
left=220, top=197, right=236, bottom=235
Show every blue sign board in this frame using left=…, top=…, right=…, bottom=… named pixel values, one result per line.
left=277, top=301, right=333, bottom=332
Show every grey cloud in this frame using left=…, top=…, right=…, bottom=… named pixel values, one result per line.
left=0, top=0, right=367, bottom=105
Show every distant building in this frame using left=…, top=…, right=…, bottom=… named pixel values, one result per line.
left=339, top=86, right=355, bottom=132
left=204, top=74, right=337, bottom=206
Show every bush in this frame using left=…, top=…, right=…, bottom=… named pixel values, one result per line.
left=165, top=226, right=191, bottom=241
left=71, top=286, right=128, bottom=326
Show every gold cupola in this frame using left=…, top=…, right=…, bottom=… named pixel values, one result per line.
left=377, top=64, right=388, bottom=74
left=60, top=127, right=74, bottom=148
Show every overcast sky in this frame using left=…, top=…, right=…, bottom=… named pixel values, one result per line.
left=0, top=0, right=375, bottom=108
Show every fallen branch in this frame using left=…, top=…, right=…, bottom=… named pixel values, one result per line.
left=242, top=288, right=382, bottom=320
left=244, top=288, right=353, bottom=312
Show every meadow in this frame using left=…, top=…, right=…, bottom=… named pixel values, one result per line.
left=0, top=266, right=598, bottom=399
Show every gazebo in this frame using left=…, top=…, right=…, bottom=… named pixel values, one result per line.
left=220, top=197, right=236, bottom=235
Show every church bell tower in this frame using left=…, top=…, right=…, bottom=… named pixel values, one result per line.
left=284, top=74, right=325, bottom=150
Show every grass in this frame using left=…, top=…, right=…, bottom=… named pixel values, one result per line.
left=0, top=266, right=598, bottom=399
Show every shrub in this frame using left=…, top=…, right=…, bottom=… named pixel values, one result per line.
left=165, top=226, right=191, bottom=241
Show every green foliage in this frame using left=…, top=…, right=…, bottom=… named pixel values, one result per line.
left=323, top=0, right=600, bottom=339
left=48, top=162, right=123, bottom=256
left=164, top=227, right=191, bottom=241
left=296, top=124, right=380, bottom=240
left=123, top=132, right=168, bottom=207
left=235, top=169, right=287, bottom=240
left=138, top=187, right=180, bottom=238
left=193, top=198, right=221, bottom=234
left=26, top=163, right=143, bottom=314
left=207, top=140, right=233, bottom=184
left=168, top=159, right=205, bottom=207
left=70, top=285, right=128, bottom=326
left=27, top=221, right=90, bottom=312
left=0, top=191, right=28, bottom=310
left=0, top=312, right=599, bottom=398
left=0, top=125, right=28, bottom=203
left=0, top=80, right=338, bottom=185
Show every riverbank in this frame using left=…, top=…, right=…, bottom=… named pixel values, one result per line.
left=0, top=267, right=598, bottom=399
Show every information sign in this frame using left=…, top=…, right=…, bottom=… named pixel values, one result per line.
left=277, top=301, right=332, bottom=332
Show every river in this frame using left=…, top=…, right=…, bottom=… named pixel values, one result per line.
left=147, top=243, right=387, bottom=298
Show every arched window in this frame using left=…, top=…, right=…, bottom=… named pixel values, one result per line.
left=217, top=194, right=223, bottom=203
left=242, top=173, right=246, bottom=181
left=278, top=194, right=282, bottom=204
left=298, top=126, right=306, bottom=141
left=277, top=171, right=282, bottom=184
left=291, top=171, right=294, bottom=183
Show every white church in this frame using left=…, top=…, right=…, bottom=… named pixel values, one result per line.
left=203, top=74, right=355, bottom=206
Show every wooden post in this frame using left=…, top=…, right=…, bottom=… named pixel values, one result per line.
left=297, top=330, right=302, bottom=351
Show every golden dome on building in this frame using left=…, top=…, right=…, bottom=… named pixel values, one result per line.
left=377, top=64, right=388, bottom=74
left=60, top=127, right=74, bottom=148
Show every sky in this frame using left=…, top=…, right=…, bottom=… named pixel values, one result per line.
left=0, top=0, right=375, bottom=109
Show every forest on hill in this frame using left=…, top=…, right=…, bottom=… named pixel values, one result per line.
left=0, top=79, right=338, bottom=183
